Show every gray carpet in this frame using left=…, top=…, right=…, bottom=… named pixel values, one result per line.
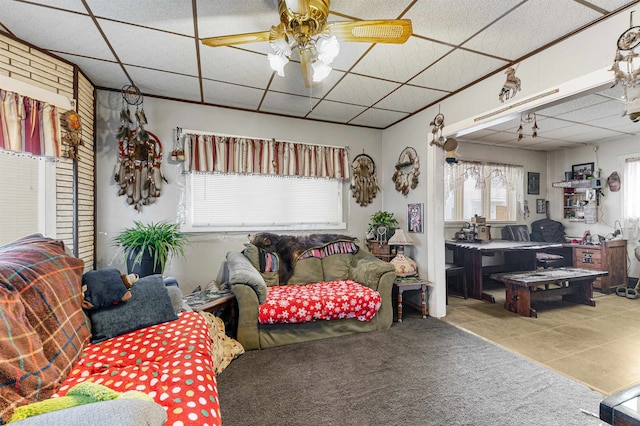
left=216, top=318, right=604, bottom=425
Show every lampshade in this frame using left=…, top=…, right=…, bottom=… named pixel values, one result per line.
left=388, top=229, right=415, bottom=246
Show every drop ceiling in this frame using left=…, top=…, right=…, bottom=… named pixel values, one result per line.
left=1, top=0, right=639, bottom=151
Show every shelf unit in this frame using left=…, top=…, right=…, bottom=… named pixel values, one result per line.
left=569, top=239, right=627, bottom=293
left=552, top=179, right=601, bottom=223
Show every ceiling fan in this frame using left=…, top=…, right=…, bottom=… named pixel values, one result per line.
left=201, top=0, right=412, bottom=88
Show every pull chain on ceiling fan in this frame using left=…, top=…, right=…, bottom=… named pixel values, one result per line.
left=201, top=0, right=412, bottom=88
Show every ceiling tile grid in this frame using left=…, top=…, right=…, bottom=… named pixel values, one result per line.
left=1, top=0, right=638, bottom=147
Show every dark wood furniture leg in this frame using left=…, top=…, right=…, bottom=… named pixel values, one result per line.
left=397, top=288, right=404, bottom=323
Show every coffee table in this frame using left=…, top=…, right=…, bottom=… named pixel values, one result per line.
left=490, top=267, right=607, bottom=318
left=600, top=383, right=640, bottom=425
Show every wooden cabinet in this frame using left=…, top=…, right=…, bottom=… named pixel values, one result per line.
left=571, top=239, right=627, bottom=293
left=366, top=240, right=395, bottom=262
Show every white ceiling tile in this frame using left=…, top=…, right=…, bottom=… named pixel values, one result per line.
left=588, top=0, right=635, bottom=12
left=56, top=54, right=126, bottom=89
left=375, top=85, right=446, bottom=113
left=25, top=0, right=86, bottom=13
left=126, top=66, right=201, bottom=102
left=200, top=47, right=272, bottom=88
left=202, top=80, right=264, bottom=110
left=306, top=100, right=367, bottom=123
left=463, top=0, right=601, bottom=59
left=405, top=0, right=523, bottom=46
left=329, top=1, right=414, bottom=20
left=196, top=0, right=279, bottom=39
left=2, top=1, right=115, bottom=61
left=536, top=93, right=612, bottom=117
left=352, top=37, right=451, bottom=82
left=326, top=74, right=400, bottom=106
left=349, top=108, right=408, bottom=128
left=409, top=49, right=508, bottom=92
left=562, top=128, right=624, bottom=143
left=98, top=19, right=198, bottom=76
left=553, top=100, right=626, bottom=122
left=330, top=41, right=372, bottom=73
left=87, top=0, right=195, bottom=36
left=260, top=92, right=316, bottom=117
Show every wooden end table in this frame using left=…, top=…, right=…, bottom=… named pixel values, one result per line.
left=394, top=277, right=430, bottom=322
left=188, top=293, right=237, bottom=336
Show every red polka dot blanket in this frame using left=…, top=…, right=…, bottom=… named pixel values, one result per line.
left=54, top=311, right=221, bottom=426
left=258, top=279, right=381, bottom=324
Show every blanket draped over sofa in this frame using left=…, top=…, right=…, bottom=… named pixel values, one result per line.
left=226, top=233, right=396, bottom=350
left=0, top=234, right=223, bottom=426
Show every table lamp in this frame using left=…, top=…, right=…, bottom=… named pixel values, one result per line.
left=388, top=229, right=417, bottom=277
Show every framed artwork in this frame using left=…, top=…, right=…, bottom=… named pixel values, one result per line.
left=536, top=199, right=546, bottom=214
left=407, top=203, right=423, bottom=233
left=572, top=162, right=595, bottom=179
left=527, top=172, right=540, bottom=195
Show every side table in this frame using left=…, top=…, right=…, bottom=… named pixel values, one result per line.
left=394, top=277, right=430, bottom=322
left=600, top=383, right=640, bottom=425
left=185, top=291, right=237, bottom=337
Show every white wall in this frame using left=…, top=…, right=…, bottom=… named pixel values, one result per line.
left=95, top=90, right=383, bottom=294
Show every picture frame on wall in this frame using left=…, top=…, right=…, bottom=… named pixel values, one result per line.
left=408, top=203, right=423, bottom=233
left=572, top=162, right=595, bottom=179
left=536, top=199, right=546, bottom=214
left=527, top=172, right=540, bottom=195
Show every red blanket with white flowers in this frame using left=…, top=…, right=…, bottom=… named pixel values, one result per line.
left=258, top=280, right=381, bottom=324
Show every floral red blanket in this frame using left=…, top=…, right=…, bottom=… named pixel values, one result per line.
left=258, top=279, right=381, bottom=324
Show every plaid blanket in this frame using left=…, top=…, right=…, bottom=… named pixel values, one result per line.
left=0, top=234, right=90, bottom=423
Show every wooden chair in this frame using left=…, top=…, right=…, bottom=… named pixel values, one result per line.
left=446, top=263, right=467, bottom=304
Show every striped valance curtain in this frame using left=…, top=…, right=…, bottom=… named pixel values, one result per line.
left=0, top=89, right=61, bottom=158
left=183, top=133, right=350, bottom=180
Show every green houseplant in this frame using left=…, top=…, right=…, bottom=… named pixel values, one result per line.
left=113, top=221, right=188, bottom=277
left=368, top=211, right=398, bottom=241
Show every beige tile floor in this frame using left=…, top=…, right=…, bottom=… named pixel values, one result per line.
left=441, top=280, right=640, bottom=396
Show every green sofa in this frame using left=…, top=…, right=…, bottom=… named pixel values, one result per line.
left=225, top=245, right=396, bottom=350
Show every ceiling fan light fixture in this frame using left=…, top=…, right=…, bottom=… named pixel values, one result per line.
left=316, top=34, right=339, bottom=64
left=284, top=0, right=310, bottom=15
left=268, top=53, right=289, bottom=77
left=312, top=60, right=332, bottom=82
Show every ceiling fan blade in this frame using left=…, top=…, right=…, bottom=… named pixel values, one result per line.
left=327, top=19, right=412, bottom=44
left=202, top=31, right=271, bottom=47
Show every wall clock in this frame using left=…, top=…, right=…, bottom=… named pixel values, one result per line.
left=392, top=147, right=420, bottom=196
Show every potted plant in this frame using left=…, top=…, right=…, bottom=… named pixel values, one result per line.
left=113, top=221, right=189, bottom=277
left=367, top=211, right=398, bottom=241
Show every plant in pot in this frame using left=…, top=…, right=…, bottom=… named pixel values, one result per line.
left=113, top=221, right=189, bottom=277
left=367, top=211, right=398, bottom=242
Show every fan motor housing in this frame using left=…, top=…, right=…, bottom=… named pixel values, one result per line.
left=279, top=0, right=330, bottom=36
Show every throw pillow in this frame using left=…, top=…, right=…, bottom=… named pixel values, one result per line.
left=82, top=269, right=131, bottom=310
left=241, top=243, right=279, bottom=286
left=88, top=274, right=178, bottom=343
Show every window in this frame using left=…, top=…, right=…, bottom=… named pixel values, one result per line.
left=623, top=157, right=640, bottom=228
left=181, top=173, right=346, bottom=232
left=0, top=152, right=56, bottom=245
left=444, top=160, right=523, bottom=222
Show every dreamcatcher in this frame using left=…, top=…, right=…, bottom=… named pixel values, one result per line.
left=60, top=109, right=83, bottom=160
left=350, top=153, right=378, bottom=207
left=392, top=147, right=420, bottom=196
left=114, top=84, right=164, bottom=211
